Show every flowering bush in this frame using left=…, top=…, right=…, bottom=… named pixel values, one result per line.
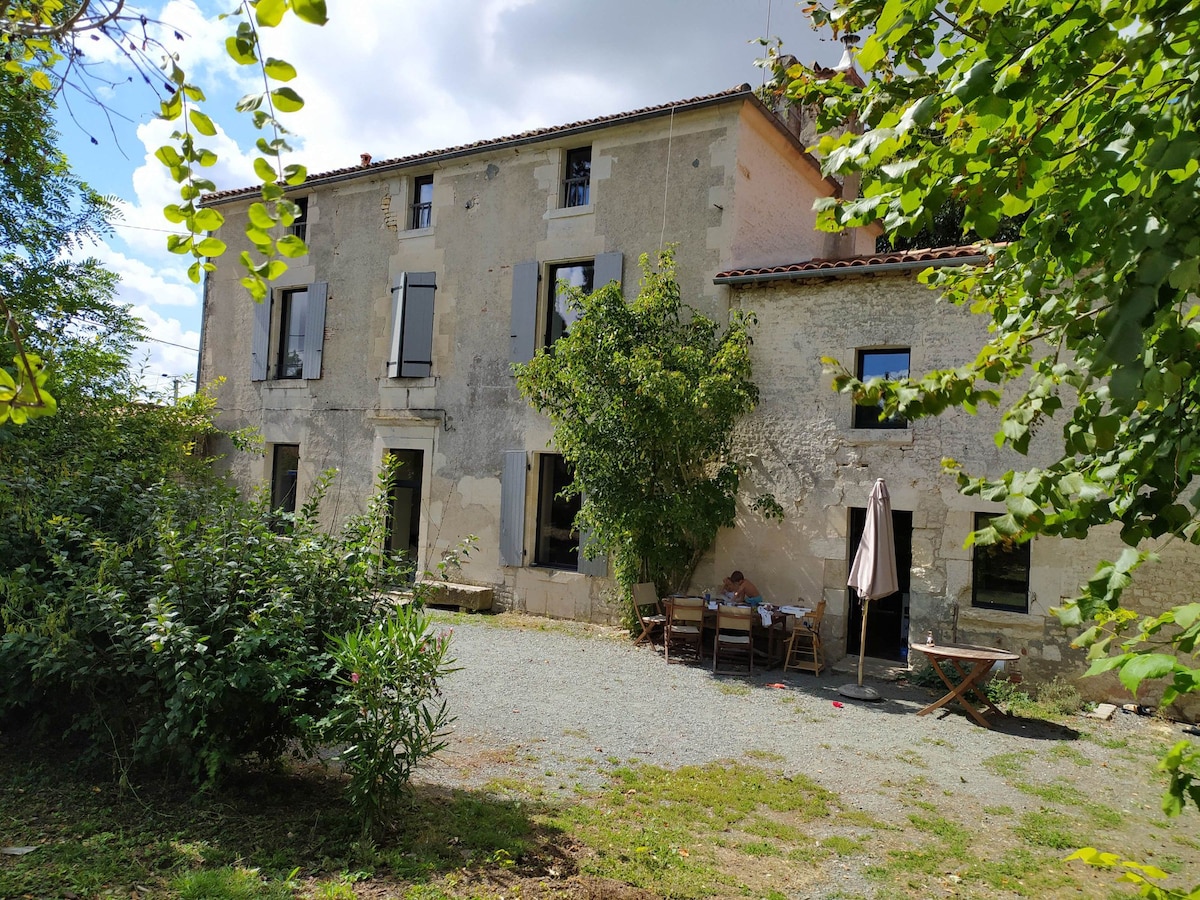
left=324, top=605, right=456, bottom=838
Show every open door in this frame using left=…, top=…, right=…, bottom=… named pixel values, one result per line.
left=846, top=506, right=912, bottom=660
left=385, top=449, right=424, bottom=580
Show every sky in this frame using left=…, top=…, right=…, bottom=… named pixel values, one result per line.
left=53, top=0, right=838, bottom=400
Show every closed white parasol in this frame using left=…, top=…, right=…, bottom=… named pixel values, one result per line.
left=842, top=478, right=898, bottom=701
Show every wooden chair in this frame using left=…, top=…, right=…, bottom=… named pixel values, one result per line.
left=783, top=599, right=826, bottom=675
left=664, top=596, right=705, bottom=663
left=631, top=582, right=666, bottom=646
left=712, top=605, right=755, bottom=675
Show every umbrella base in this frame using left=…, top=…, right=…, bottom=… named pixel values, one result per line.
left=838, top=683, right=883, bottom=701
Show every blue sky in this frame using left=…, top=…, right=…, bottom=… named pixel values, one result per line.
left=55, top=0, right=833, bottom=400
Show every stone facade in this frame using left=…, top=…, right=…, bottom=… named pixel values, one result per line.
left=198, top=87, right=871, bottom=626
left=711, top=266, right=1197, bottom=721
left=198, top=85, right=1195, bottom=721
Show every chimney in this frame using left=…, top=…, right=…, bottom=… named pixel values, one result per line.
left=360, top=153, right=372, bottom=166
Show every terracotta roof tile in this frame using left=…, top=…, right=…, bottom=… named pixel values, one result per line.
left=205, top=84, right=758, bottom=203
left=714, top=245, right=990, bottom=281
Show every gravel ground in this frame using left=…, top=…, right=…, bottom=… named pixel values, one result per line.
left=417, top=614, right=1177, bottom=809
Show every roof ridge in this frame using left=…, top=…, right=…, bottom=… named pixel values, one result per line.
left=205, top=84, right=756, bottom=203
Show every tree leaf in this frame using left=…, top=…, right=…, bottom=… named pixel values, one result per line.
left=270, top=87, right=304, bottom=113
left=188, top=109, right=217, bottom=137
left=263, top=57, right=297, bottom=81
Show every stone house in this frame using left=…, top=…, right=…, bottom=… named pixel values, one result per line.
left=198, top=84, right=1193, bottom=715
left=707, top=249, right=1197, bottom=716
left=197, top=85, right=874, bottom=624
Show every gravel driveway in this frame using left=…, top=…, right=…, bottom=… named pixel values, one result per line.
left=418, top=614, right=1179, bottom=822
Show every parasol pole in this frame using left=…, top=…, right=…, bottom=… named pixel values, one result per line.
left=857, top=599, right=870, bottom=687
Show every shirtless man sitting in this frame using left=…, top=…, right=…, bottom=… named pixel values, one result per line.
left=722, top=570, right=762, bottom=605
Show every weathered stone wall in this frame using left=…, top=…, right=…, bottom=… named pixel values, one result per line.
left=712, top=270, right=1198, bottom=720
left=200, top=97, right=856, bottom=629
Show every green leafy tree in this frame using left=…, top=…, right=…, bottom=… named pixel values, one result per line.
left=516, top=249, right=770, bottom=599
left=0, top=0, right=328, bottom=422
left=777, top=0, right=1200, bottom=824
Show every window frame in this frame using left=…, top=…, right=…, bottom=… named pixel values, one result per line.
left=410, top=174, right=433, bottom=230
left=562, top=146, right=591, bottom=208
left=286, top=196, right=307, bottom=242
left=853, top=348, right=910, bottom=429
left=533, top=453, right=581, bottom=570
left=270, top=444, right=300, bottom=514
left=276, top=287, right=309, bottom=380
left=543, top=260, right=595, bottom=349
left=971, top=512, right=1031, bottom=613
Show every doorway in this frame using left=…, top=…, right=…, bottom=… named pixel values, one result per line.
left=385, top=449, right=424, bottom=578
left=846, top=506, right=913, bottom=661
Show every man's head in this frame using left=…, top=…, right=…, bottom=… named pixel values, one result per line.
left=730, top=571, right=744, bottom=584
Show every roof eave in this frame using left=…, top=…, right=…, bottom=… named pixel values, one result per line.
left=713, top=254, right=990, bottom=285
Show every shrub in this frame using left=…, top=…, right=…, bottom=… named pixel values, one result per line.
left=0, top=455, right=451, bottom=795
left=324, top=606, right=456, bottom=838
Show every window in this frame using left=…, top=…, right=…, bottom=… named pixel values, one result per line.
left=853, top=348, right=910, bottom=429
left=972, top=512, right=1031, bottom=612
left=388, top=272, right=436, bottom=378
left=251, top=282, right=328, bottom=382
left=277, top=288, right=308, bottom=379
left=410, top=175, right=432, bottom=229
left=563, top=146, right=591, bottom=208
left=286, top=196, right=307, bottom=242
left=509, top=253, right=621, bottom=365
left=535, top=454, right=581, bottom=569
left=270, top=444, right=299, bottom=514
left=544, top=261, right=594, bottom=347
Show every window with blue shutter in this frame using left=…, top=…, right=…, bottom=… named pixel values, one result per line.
left=499, top=450, right=527, bottom=567
left=388, top=272, right=436, bottom=378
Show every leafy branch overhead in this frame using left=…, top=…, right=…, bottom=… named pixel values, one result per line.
left=780, top=0, right=1199, bottom=814
left=0, top=1, right=327, bottom=424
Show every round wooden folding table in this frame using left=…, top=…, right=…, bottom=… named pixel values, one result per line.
left=912, top=643, right=1020, bottom=728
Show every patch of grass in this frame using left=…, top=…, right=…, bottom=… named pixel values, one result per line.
left=822, top=835, right=867, bottom=856
left=983, top=805, right=1014, bottom=816
left=1013, top=778, right=1086, bottom=805
left=173, top=867, right=293, bottom=900
left=737, top=839, right=783, bottom=857
left=744, top=748, right=785, bottom=762
left=744, top=816, right=809, bottom=843
left=550, top=761, right=838, bottom=898
left=838, top=810, right=891, bottom=829
left=1048, top=743, right=1091, bottom=767
left=1014, top=808, right=1083, bottom=849
left=983, top=750, right=1034, bottom=778
left=717, top=682, right=751, bottom=696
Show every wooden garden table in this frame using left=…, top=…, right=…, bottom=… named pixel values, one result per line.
left=912, top=643, right=1021, bottom=728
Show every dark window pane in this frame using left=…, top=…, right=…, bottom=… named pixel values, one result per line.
left=286, top=196, right=307, bottom=241
left=410, top=175, right=433, bottom=229
left=563, top=146, right=591, bottom=207
left=277, top=288, right=308, bottom=379
left=972, top=512, right=1030, bottom=612
left=535, top=454, right=579, bottom=569
left=271, top=444, right=299, bottom=513
left=545, top=262, right=594, bottom=346
left=853, top=348, right=909, bottom=429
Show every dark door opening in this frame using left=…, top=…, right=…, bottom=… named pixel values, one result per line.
left=385, top=449, right=424, bottom=580
left=846, top=506, right=913, bottom=661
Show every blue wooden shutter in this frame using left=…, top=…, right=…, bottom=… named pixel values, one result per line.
left=577, top=518, right=608, bottom=577
left=499, top=450, right=527, bottom=567
left=509, top=261, right=539, bottom=365
left=401, top=272, right=436, bottom=377
left=301, top=281, right=327, bottom=380
left=251, top=296, right=272, bottom=381
left=387, top=273, right=405, bottom=378
left=594, top=252, right=623, bottom=290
